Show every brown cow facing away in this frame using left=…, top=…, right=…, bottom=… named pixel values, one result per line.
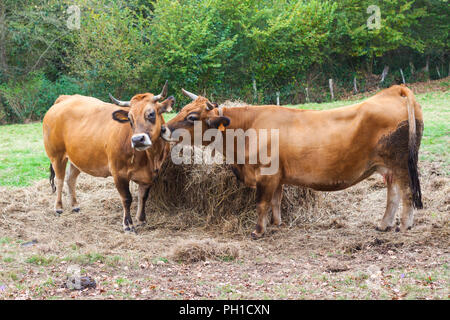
left=164, top=85, right=423, bottom=239
left=43, top=82, right=174, bottom=232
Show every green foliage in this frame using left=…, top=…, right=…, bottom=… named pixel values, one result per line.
left=66, top=0, right=152, bottom=99
left=0, top=72, right=84, bottom=123
left=331, top=0, right=427, bottom=59
left=0, top=0, right=448, bottom=120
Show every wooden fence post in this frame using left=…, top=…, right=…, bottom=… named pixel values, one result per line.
left=329, top=79, right=334, bottom=100
left=380, top=65, right=389, bottom=83
left=276, top=91, right=280, bottom=106
left=409, top=61, right=415, bottom=75
left=305, top=87, right=310, bottom=103
left=252, top=78, right=257, bottom=102
left=400, top=68, right=406, bottom=84
left=353, top=76, right=358, bottom=93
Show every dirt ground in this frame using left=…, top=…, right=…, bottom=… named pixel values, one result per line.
left=0, top=159, right=448, bottom=300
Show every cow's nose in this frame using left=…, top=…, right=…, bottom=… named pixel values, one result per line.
left=131, top=133, right=152, bottom=150
left=132, top=135, right=145, bottom=144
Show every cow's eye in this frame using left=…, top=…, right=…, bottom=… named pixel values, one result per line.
left=187, top=114, right=199, bottom=122
left=147, top=110, right=156, bottom=121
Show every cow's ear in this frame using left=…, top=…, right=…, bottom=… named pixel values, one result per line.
left=206, top=116, right=230, bottom=131
left=158, top=96, right=175, bottom=114
left=112, top=110, right=130, bottom=123
left=206, top=101, right=218, bottom=111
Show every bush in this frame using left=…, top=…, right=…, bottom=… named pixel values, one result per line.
left=0, top=72, right=84, bottom=123
left=0, top=0, right=448, bottom=121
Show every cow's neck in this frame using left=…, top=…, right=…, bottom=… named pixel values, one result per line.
left=219, top=106, right=253, bottom=131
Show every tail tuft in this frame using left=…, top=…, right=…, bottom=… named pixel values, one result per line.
left=408, top=145, right=423, bottom=209
left=49, top=164, right=56, bottom=193
left=403, top=87, right=423, bottom=209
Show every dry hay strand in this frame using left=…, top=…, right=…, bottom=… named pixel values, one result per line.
left=146, top=100, right=324, bottom=234
left=146, top=99, right=318, bottom=234
left=170, top=239, right=240, bottom=263
left=147, top=149, right=319, bottom=235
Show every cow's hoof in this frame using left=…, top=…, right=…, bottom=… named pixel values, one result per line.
left=396, top=226, right=411, bottom=233
left=136, top=221, right=146, bottom=228
left=375, top=226, right=391, bottom=232
left=55, top=209, right=63, bottom=215
left=124, top=226, right=136, bottom=234
left=72, top=207, right=80, bottom=213
left=251, top=231, right=263, bottom=240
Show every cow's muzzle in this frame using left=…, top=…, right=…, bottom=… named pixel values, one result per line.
left=160, top=125, right=177, bottom=142
left=131, top=133, right=152, bottom=151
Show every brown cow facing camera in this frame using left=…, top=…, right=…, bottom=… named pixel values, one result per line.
left=43, top=82, right=174, bottom=232
left=163, top=85, right=424, bottom=239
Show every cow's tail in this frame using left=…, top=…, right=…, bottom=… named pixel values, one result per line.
left=49, top=163, right=56, bottom=193
left=402, top=87, right=423, bottom=209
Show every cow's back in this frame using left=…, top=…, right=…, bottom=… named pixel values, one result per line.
left=239, top=86, right=421, bottom=190
left=43, top=95, right=128, bottom=177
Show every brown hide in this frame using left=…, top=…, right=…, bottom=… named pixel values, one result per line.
left=43, top=92, right=172, bottom=231
left=43, top=94, right=169, bottom=183
left=166, top=85, right=424, bottom=237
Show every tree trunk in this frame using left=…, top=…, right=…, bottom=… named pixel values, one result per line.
left=0, top=2, right=9, bottom=78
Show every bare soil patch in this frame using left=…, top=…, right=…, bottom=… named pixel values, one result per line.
left=0, top=160, right=448, bottom=299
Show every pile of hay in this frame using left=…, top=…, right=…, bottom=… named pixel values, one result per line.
left=146, top=100, right=318, bottom=235
left=170, top=239, right=240, bottom=263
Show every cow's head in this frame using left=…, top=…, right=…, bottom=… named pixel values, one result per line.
left=163, top=89, right=230, bottom=144
left=110, top=81, right=174, bottom=151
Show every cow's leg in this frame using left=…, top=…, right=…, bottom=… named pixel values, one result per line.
left=66, top=163, right=81, bottom=212
left=252, top=179, right=279, bottom=239
left=135, top=184, right=150, bottom=226
left=271, top=184, right=283, bottom=226
left=398, top=179, right=415, bottom=232
left=377, top=179, right=400, bottom=231
left=52, top=157, right=68, bottom=214
left=113, top=177, right=134, bottom=233
left=230, top=165, right=243, bottom=185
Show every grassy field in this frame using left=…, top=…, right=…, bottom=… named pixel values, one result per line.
left=0, top=88, right=448, bottom=300
left=0, top=90, right=448, bottom=186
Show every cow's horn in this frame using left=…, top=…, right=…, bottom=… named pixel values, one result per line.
left=181, top=88, right=198, bottom=101
left=109, top=93, right=131, bottom=107
left=152, top=80, right=169, bottom=102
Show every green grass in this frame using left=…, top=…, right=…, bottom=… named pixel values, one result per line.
left=0, top=123, right=49, bottom=186
left=0, top=91, right=448, bottom=187
left=25, top=255, right=58, bottom=266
